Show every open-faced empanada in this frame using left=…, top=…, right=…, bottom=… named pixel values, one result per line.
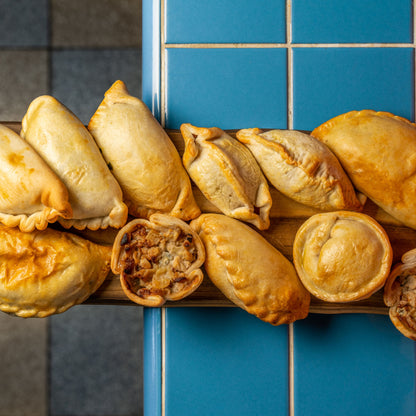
left=293, top=211, right=392, bottom=303
left=181, top=124, right=272, bottom=230
left=190, top=213, right=310, bottom=325
left=112, top=213, right=205, bottom=307
left=88, top=80, right=200, bottom=221
left=236, top=128, right=362, bottom=212
left=21, top=95, right=128, bottom=230
left=384, top=249, right=416, bottom=340
left=311, top=110, right=416, bottom=229
left=0, top=225, right=111, bottom=318
left=0, top=123, right=72, bottom=232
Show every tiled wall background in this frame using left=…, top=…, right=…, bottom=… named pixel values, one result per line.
left=0, top=1, right=143, bottom=415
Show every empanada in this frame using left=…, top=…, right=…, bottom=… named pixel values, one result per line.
left=311, top=110, right=416, bottom=229
left=293, top=211, right=392, bottom=302
left=236, top=128, right=362, bottom=212
left=88, top=80, right=200, bottom=221
left=112, top=213, right=205, bottom=307
left=181, top=124, right=272, bottom=230
left=0, top=123, right=72, bottom=232
left=190, top=213, right=310, bottom=325
left=21, top=95, right=128, bottom=230
left=0, top=225, right=111, bottom=318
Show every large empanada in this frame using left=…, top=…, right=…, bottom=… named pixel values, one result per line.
left=181, top=124, right=272, bottom=230
left=0, top=123, right=72, bottom=232
left=236, top=128, right=362, bottom=212
left=311, top=110, right=416, bottom=229
left=0, top=225, right=111, bottom=318
left=88, top=80, right=200, bottom=221
left=190, top=213, right=310, bottom=325
left=21, top=95, right=128, bottom=230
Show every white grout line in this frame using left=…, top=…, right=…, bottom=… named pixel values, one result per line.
left=160, top=0, right=166, bottom=128
left=161, top=307, right=166, bottom=416
left=289, top=323, right=295, bottom=416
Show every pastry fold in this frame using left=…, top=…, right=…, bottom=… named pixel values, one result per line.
left=181, top=124, right=272, bottom=230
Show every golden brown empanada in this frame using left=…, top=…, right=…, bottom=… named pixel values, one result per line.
left=293, top=211, right=392, bottom=302
left=0, top=123, right=72, bottom=232
left=190, top=213, right=310, bottom=325
left=181, top=124, right=272, bottom=230
left=21, top=95, right=128, bottom=230
left=384, top=249, right=416, bottom=340
left=88, top=80, right=200, bottom=221
left=236, top=128, right=362, bottom=212
left=311, top=110, right=416, bottom=229
left=0, top=225, right=111, bottom=318
left=112, top=213, right=205, bottom=307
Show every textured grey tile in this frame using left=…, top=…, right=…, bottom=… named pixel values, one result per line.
left=51, top=0, right=141, bottom=47
left=0, top=50, right=48, bottom=121
left=50, top=304, right=143, bottom=416
left=51, top=49, right=141, bottom=123
left=0, top=313, right=48, bottom=416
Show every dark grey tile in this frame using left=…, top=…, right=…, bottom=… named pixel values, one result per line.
left=49, top=304, right=143, bottom=416
left=51, top=0, right=141, bottom=47
left=51, top=49, right=141, bottom=123
left=0, top=0, right=48, bottom=47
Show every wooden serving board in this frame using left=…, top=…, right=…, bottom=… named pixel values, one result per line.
left=6, top=123, right=416, bottom=314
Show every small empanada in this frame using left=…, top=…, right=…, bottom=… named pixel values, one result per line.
left=112, top=213, right=205, bottom=307
left=181, top=124, right=272, bottom=230
left=0, top=225, right=111, bottom=318
left=236, top=128, right=362, bottom=212
left=0, top=123, right=72, bottom=232
left=190, top=213, right=310, bottom=325
left=88, top=80, right=200, bottom=221
left=21, top=95, right=128, bottom=230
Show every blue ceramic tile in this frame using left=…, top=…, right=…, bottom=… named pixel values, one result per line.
left=165, top=0, right=286, bottom=44
left=292, top=0, right=412, bottom=44
left=292, top=47, right=414, bottom=131
left=165, top=48, right=287, bottom=129
left=293, top=314, right=415, bottom=416
left=164, top=308, right=289, bottom=416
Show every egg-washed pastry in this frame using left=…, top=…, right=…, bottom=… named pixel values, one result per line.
left=112, top=213, right=205, bottom=307
left=190, top=213, right=310, bottom=325
left=88, top=80, right=200, bottom=221
left=236, top=128, right=362, bottom=212
left=293, top=211, right=392, bottom=303
left=0, top=225, right=111, bottom=318
left=21, top=95, right=128, bottom=230
left=384, top=249, right=416, bottom=340
left=181, top=124, right=272, bottom=230
left=0, top=123, right=72, bottom=232
left=311, top=110, right=416, bottom=229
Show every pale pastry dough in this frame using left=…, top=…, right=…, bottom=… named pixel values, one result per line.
left=311, top=110, right=416, bottom=229
left=190, top=213, right=310, bottom=325
left=293, top=211, right=392, bottom=302
left=21, top=95, right=128, bottom=230
left=112, top=214, right=205, bottom=307
left=0, top=225, right=111, bottom=318
left=181, top=124, right=272, bottom=230
left=0, top=123, right=72, bottom=232
left=236, top=128, right=362, bottom=212
left=88, top=80, right=200, bottom=221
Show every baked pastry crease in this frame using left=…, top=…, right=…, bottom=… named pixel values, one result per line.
left=181, top=124, right=272, bottom=230
left=190, top=213, right=310, bottom=325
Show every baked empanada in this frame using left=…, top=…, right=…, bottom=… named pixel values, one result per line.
left=0, top=225, right=111, bottom=318
left=0, top=123, right=72, bottom=232
left=112, top=213, right=205, bottom=307
left=88, top=80, right=200, bottom=221
left=181, top=124, right=272, bottom=230
left=293, top=211, right=392, bottom=302
left=21, top=95, right=128, bottom=230
left=311, top=110, right=416, bottom=229
left=190, top=213, right=310, bottom=325
left=236, top=128, right=362, bottom=212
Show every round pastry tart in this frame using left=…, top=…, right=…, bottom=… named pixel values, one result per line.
left=293, top=211, right=392, bottom=302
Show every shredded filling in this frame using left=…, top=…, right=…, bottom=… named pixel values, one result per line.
left=393, top=273, right=416, bottom=332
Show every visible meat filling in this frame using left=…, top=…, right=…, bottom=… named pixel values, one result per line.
left=392, top=273, right=416, bottom=332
